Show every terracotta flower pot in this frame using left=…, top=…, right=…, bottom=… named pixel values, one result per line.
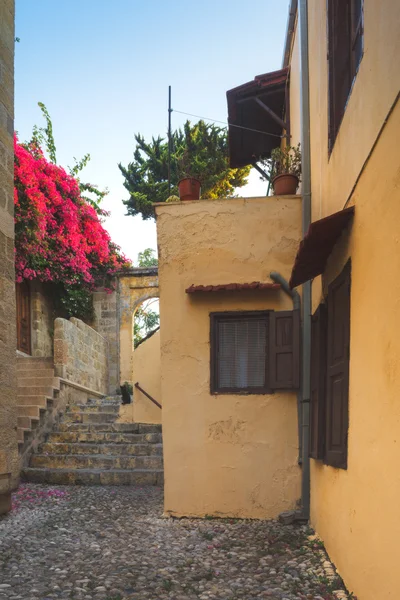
left=178, top=178, right=201, bottom=201
left=272, top=173, right=299, bottom=196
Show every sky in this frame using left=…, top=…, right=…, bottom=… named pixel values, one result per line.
left=15, top=0, right=290, bottom=263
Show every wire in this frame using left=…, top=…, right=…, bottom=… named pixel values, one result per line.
left=172, top=109, right=284, bottom=139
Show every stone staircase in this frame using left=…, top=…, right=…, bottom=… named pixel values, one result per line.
left=21, top=398, right=163, bottom=486
left=17, top=356, right=60, bottom=450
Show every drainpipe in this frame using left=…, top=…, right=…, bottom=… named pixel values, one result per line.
left=270, top=272, right=302, bottom=465
left=299, top=0, right=312, bottom=520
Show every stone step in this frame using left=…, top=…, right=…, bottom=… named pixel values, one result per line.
left=17, top=358, right=54, bottom=370
left=17, top=385, right=58, bottom=397
left=30, top=454, right=163, bottom=470
left=17, top=416, right=39, bottom=429
left=87, top=396, right=121, bottom=406
left=56, top=422, right=162, bottom=433
left=61, top=412, right=118, bottom=424
left=65, top=404, right=120, bottom=414
left=17, top=405, right=43, bottom=418
left=48, top=431, right=162, bottom=444
left=18, top=377, right=60, bottom=390
left=17, top=395, right=52, bottom=407
left=21, top=468, right=163, bottom=486
left=18, top=427, right=31, bottom=443
left=39, top=442, right=163, bottom=456
left=17, top=368, right=55, bottom=379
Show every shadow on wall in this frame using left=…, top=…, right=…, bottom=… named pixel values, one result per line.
left=118, top=328, right=161, bottom=425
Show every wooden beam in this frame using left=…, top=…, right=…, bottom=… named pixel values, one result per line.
left=254, top=97, right=287, bottom=131
left=252, top=162, right=270, bottom=182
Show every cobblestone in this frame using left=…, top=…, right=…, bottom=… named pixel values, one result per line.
left=0, top=485, right=350, bottom=599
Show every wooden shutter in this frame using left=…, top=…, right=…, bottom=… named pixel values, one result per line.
left=269, top=310, right=300, bottom=390
left=328, top=0, right=352, bottom=149
left=325, top=261, right=351, bottom=469
left=310, top=303, right=327, bottom=460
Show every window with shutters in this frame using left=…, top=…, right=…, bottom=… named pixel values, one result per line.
left=210, top=310, right=300, bottom=394
left=309, top=261, right=351, bottom=469
left=310, top=304, right=328, bottom=460
left=328, top=0, right=364, bottom=152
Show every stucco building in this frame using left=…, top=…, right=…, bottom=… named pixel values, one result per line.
left=155, top=0, right=400, bottom=597
left=0, top=0, right=18, bottom=514
left=287, top=1, right=400, bottom=598
left=156, top=197, right=302, bottom=519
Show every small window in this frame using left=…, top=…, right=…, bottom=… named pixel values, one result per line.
left=328, top=0, right=364, bottom=151
left=211, top=312, right=269, bottom=394
left=210, top=311, right=300, bottom=395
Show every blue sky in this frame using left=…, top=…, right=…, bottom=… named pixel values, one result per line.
left=15, top=0, right=289, bottom=262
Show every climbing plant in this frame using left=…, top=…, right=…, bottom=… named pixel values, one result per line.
left=14, top=125, right=130, bottom=320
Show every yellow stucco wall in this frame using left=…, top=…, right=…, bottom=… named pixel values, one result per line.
left=118, top=330, right=162, bottom=425
left=285, top=4, right=400, bottom=596
left=307, top=0, right=400, bottom=221
left=309, top=97, right=400, bottom=600
left=118, top=272, right=158, bottom=385
left=156, top=197, right=302, bottom=519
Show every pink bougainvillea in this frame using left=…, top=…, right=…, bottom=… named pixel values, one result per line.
left=14, top=135, right=130, bottom=293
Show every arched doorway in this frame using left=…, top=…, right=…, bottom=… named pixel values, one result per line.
left=118, top=267, right=159, bottom=384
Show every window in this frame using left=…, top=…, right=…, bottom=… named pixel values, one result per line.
left=210, top=310, right=300, bottom=394
left=328, top=0, right=364, bottom=150
left=309, top=260, right=351, bottom=469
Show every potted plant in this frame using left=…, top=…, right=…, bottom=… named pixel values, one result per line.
left=269, top=143, right=301, bottom=195
left=165, top=195, right=180, bottom=203
left=176, top=149, right=201, bottom=201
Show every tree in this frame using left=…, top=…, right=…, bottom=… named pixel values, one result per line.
left=119, top=120, right=251, bottom=220
left=137, top=248, right=158, bottom=267
left=133, top=248, right=159, bottom=346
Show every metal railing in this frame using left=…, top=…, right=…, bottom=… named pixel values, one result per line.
left=134, top=382, right=162, bottom=409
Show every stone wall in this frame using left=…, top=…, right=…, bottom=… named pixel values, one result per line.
left=0, top=0, right=18, bottom=514
left=54, top=317, right=108, bottom=395
left=31, top=281, right=54, bottom=357
left=92, top=289, right=118, bottom=393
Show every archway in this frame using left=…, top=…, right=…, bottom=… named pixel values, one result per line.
left=118, top=267, right=159, bottom=384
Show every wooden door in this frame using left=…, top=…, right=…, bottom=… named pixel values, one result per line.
left=16, top=281, right=31, bottom=354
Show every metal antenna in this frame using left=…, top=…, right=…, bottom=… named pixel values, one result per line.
left=168, top=86, right=172, bottom=195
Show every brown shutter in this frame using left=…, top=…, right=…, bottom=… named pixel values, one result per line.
left=325, top=261, right=351, bottom=469
left=310, top=303, right=327, bottom=460
left=269, top=310, right=300, bottom=390
left=328, top=0, right=352, bottom=149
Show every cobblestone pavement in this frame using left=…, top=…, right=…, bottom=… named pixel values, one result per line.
left=0, top=485, right=351, bottom=600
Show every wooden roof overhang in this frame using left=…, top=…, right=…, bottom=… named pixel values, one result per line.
left=186, top=282, right=281, bottom=293
left=226, top=68, right=289, bottom=170
left=289, top=206, right=355, bottom=289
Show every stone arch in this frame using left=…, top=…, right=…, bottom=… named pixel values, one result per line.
left=117, top=267, right=159, bottom=384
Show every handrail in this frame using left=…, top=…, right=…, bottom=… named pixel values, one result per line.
left=134, top=382, right=162, bottom=409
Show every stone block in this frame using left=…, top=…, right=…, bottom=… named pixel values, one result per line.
left=0, top=491, right=11, bottom=515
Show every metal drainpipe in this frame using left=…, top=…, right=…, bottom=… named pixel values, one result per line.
left=270, top=272, right=302, bottom=465
left=299, top=0, right=312, bottom=520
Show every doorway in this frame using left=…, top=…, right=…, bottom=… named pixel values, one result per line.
left=16, top=281, right=31, bottom=354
